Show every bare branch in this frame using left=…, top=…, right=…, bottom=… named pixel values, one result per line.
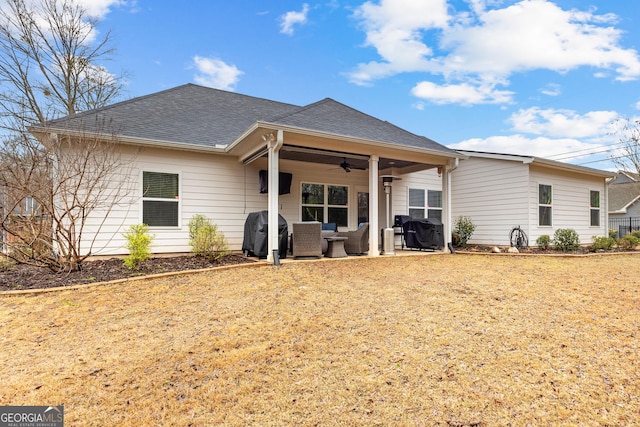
left=611, top=118, right=640, bottom=175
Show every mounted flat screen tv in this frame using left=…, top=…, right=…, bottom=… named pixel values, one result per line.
left=259, top=170, right=292, bottom=195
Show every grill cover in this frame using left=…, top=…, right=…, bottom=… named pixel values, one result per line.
left=403, top=218, right=444, bottom=250
left=242, top=211, right=288, bottom=258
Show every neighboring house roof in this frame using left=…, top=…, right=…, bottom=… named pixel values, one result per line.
left=456, top=150, right=614, bottom=178
left=42, top=83, right=457, bottom=156
left=608, top=182, right=640, bottom=214
left=611, top=171, right=640, bottom=184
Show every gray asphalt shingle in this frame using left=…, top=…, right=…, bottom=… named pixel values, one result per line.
left=47, top=84, right=454, bottom=154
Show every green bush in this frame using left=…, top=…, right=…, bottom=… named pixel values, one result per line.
left=535, top=235, right=551, bottom=250
left=617, top=234, right=640, bottom=251
left=453, top=216, right=476, bottom=246
left=189, top=214, right=230, bottom=261
left=609, top=229, right=618, bottom=239
left=590, top=236, right=615, bottom=252
left=123, top=224, right=154, bottom=269
left=553, top=228, right=580, bottom=252
left=630, top=230, right=640, bottom=240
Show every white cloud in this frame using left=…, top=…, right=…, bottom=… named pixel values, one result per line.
left=349, top=0, right=640, bottom=103
left=449, top=134, right=603, bottom=159
left=411, top=80, right=514, bottom=105
left=540, top=83, right=561, bottom=97
left=509, top=107, right=618, bottom=138
left=74, top=0, right=126, bottom=19
left=192, top=56, right=243, bottom=91
left=280, top=3, right=310, bottom=35
left=438, top=1, right=640, bottom=80
left=349, top=0, right=448, bottom=84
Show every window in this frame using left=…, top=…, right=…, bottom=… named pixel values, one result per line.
left=13, top=196, right=40, bottom=216
left=590, top=190, right=600, bottom=227
left=301, top=183, right=348, bottom=227
left=539, top=184, right=552, bottom=226
left=142, top=171, right=179, bottom=227
left=427, top=190, right=443, bottom=221
left=409, top=188, right=442, bottom=220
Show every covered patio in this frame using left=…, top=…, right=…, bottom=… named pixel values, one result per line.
left=227, top=110, right=462, bottom=264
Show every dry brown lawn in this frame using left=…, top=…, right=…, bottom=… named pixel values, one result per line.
left=0, top=253, right=638, bottom=426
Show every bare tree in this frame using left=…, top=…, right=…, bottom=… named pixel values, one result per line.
left=0, top=0, right=124, bottom=128
left=0, top=0, right=131, bottom=272
left=611, top=118, right=640, bottom=175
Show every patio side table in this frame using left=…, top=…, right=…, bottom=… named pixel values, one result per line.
left=324, top=236, right=348, bottom=258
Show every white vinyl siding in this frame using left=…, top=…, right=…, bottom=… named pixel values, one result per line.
left=529, top=166, right=607, bottom=244
left=451, top=157, right=529, bottom=245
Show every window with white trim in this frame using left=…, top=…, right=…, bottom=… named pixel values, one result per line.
left=408, top=188, right=443, bottom=220
left=538, top=184, right=552, bottom=226
left=13, top=196, right=40, bottom=216
left=142, top=171, right=180, bottom=227
left=590, top=190, right=600, bottom=227
left=301, top=183, right=348, bottom=227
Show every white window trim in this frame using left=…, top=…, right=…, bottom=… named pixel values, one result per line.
left=140, top=170, right=182, bottom=229
left=538, top=183, right=553, bottom=227
left=300, top=182, right=349, bottom=226
left=590, top=189, right=601, bottom=227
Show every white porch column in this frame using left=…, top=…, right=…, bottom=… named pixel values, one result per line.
left=266, top=130, right=283, bottom=264
left=368, top=155, right=380, bottom=256
left=444, top=158, right=459, bottom=253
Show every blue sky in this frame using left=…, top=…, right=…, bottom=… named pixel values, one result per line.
left=87, top=0, right=640, bottom=170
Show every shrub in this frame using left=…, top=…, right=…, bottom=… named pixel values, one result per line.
left=536, top=235, right=551, bottom=250
left=453, top=216, right=476, bottom=246
left=590, top=236, right=615, bottom=252
left=617, top=234, right=640, bottom=251
left=123, top=224, right=154, bottom=269
left=0, top=255, right=16, bottom=272
left=630, top=230, right=640, bottom=240
left=609, top=229, right=618, bottom=240
left=553, top=228, right=580, bottom=252
left=189, top=214, right=230, bottom=261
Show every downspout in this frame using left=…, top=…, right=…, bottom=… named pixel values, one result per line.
left=446, top=158, right=459, bottom=253
left=267, top=130, right=283, bottom=265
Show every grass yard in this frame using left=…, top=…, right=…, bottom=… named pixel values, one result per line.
left=0, top=254, right=638, bottom=426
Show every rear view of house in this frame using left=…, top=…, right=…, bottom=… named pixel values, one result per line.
left=31, top=84, right=462, bottom=262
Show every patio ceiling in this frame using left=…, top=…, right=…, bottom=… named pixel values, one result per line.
left=278, top=145, right=437, bottom=173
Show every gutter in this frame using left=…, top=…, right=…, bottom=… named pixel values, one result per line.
left=30, top=126, right=229, bottom=154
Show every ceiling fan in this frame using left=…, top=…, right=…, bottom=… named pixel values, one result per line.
left=339, top=157, right=351, bottom=173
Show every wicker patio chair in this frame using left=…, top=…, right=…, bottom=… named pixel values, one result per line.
left=338, top=223, right=369, bottom=255
left=292, top=221, right=322, bottom=258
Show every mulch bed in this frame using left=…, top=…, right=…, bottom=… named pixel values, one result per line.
left=0, top=244, right=632, bottom=292
left=0, top=254, right=256, bottom=291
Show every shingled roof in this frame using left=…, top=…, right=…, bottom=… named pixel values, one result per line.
left=45, top=83, right=456, bottom=155
left=609, top=182, right=640, bottom=213
left=47, top=84, right=301, bottom=148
